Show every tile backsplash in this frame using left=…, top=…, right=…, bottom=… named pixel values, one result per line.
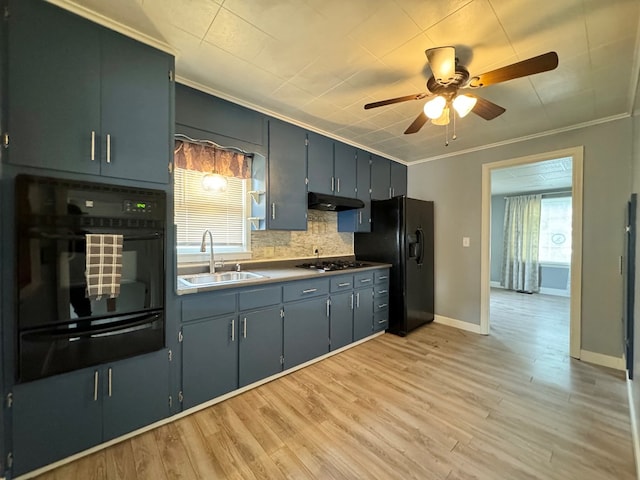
left=251, top=210, right=353, bottom=259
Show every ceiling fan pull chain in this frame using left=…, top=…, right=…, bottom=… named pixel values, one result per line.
left=452, top=107, right=457, bottom=141
left=445, top=121, right=449, bottom=147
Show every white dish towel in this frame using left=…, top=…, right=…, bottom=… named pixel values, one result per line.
left=85, top=234, right=123, bottom=300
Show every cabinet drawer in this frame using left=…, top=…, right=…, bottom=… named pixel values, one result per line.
left=374, top=310, right=389, bottom=332
left=181, top=291, right=236, bottom=322
left=330, top=275, right=354, bottom=292
left=354, top=271, right=374, bottom=288
left=375, top=270, right=390, bottom=284
left=375, top=295, right=389, bottom=312
left=283, top=278, right=329, bottom=302
left=239, top=285, right=282, bottom=311
left=374, top=283, right=389, bottom=297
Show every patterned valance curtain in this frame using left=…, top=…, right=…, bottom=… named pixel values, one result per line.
left=174, top=140, right=251, bottom=178
left=501, top=194, right=542, bottom=293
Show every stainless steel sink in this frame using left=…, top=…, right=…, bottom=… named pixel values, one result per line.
left=178, top=271, right=266, bottom=287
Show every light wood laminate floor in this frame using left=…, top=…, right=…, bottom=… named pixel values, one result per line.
left=32, top=289, right=635, bottom=479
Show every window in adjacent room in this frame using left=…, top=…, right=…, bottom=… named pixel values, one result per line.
left=538, top=196, right=572, bottom=264
left=173, top=140, right=251, bottom=263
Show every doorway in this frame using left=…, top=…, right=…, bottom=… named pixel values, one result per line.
left=480, top=147, right=584, bottom=358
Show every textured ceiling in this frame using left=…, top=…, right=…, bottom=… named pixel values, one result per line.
left=491, top=157, right=573, bottom=195
left=50, top=0, right=640, bottom=164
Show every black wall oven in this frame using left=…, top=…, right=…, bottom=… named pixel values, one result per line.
left=15, top=175, right=166, bottom=383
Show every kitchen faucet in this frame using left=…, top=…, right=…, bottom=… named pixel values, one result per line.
left=200, top=229, right=216, bottom=274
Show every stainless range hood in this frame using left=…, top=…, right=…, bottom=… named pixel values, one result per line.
left=307, top=192, right=364, bottom=211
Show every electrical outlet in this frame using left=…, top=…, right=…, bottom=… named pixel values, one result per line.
left=463, top=237, right=470, bottom=247
left=313, top=245, right=319, bottom=256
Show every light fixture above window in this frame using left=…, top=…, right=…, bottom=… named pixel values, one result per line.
left=202, top=172, right=228, bottom=192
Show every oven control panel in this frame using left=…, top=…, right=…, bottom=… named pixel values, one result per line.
left=123, top=200, right=156, bottom=214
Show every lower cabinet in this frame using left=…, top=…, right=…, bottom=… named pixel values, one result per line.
left=182, top=315, right=238, bottom=409
left=283, top=297, right=330, bottom=369
left=239, top=306, right=283, bottom=387
left=330, top=290, right=354, bottom=350
left=12, top=349, right=169, bottom=476
left=353, top=287, right=374, bottom=341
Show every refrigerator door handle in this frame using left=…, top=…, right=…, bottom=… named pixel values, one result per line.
left=416, top=227, right=425, bottom=266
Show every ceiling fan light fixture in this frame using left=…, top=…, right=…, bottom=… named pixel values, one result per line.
left=423, top=96, right=446, bottom=119
left=202, top=172, right=228, bottom=192
left=431, top=107, right=450, bottom=125
left=452, top=94, right=477, bottom=118
left=426, top=46, right=456, bottom=85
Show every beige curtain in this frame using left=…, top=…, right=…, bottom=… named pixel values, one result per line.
left=174, top=140, right=251, bottom=178
left=501, top=194, right=542, bottom=293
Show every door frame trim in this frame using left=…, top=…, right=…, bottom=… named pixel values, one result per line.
left=480, top=146, right=584, bottom=358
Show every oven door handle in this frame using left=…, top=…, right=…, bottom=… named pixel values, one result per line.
left=21, top=313, right=162, bottom=341
left=31, top=231, right=163, bottom=241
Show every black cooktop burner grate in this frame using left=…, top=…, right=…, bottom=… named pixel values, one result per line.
left=295, top=259, right=371, bottom=271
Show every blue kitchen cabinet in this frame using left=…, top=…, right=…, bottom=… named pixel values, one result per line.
left=373, top=271, right=390, bottom=333
left=333, top=142, right=357, bottom=197
left=338, top=148, right=371, bottom=232
left=391, top=161, right=408, bottom=197
left=284, top=297, right=330, bottom=369
left=12, top=349, right=170, bottom=476
left=7, top=0, right=173, bottom=183
left=239, top=306, right=284, bottom=386
left=181, top=315, right=238, bottom=409
left=330, top=290, right=354, bottom=350
left=370, top=154, right=391, bottom=200
left=307, top=131, right=334, bottom=195
left=268, top=120, right=308, bottom=230
left=353, top=271, right=375, bottom=341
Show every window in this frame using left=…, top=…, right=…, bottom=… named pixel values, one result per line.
left=174, top=167, right=250, bottom=262
left=538, top=196, right=572, bottom=264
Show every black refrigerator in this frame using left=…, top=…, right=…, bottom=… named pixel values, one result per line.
left=354, top=196, right=434, bottom=336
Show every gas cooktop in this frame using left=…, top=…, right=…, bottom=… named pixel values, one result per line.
left=295, top=259, right=371, bottom=272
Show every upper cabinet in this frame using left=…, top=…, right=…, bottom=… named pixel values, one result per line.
left=268, top=120, right=307, bottom=230
left=307, top=135, right=356, bottom=198
left=370, top=154, right=407, bottom=200
left=338, top=149, right=371, bottom=232
left=7, top=0, right=173, bottom=184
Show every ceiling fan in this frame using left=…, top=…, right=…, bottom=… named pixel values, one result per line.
left=364, top=47, right=559, bottom=136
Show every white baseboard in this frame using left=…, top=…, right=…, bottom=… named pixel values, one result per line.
left=434, top=314, right=483, bottom=334
left=580, top=349, right=625, bottom=370
left=490, top=281, right=503, bottom=288
left=626, top=373, right=640, bottom=480
left=539, top=287, right=570, bottom=297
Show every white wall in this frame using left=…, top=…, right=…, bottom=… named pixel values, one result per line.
left=409, top=118, right=632, bottom=357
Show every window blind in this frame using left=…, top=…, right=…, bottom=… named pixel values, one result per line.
left=174, top=167, right=246, bottom=247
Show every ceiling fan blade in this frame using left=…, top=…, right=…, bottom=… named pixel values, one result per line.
left=470, top=95, right=506, bottom=120
left=364, top=93, right=429, bottom=110
left=404, top=111, right=428, bottom=134
left=468, top=52, right=558, bottom=88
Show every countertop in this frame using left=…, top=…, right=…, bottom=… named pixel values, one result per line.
left=175, top=260, right=392, bottom=295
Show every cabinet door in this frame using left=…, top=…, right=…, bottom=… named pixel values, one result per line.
left=307, top=132, right=334, bottom=195
left=182, top=316, right=238, bottom=409
left=268, top=120, right=307, bottom=230
left=370, top=154, right=391, bottom=200
left=239, top=306, right=283, bottom=387
left=12, top=370, right=102, bottom=476
left=390, top=161, right=408, bottom=197
left=100, top=31, right=172, bottom=183
left=102, top=349, right=170, bottom=440
left=353, top=287, right=374, bottom=341
left=330, top=291, right=353, bottom=350
left=334, top=142, right=357, bottom=197
left=284, top=297, right=330, bottom=369
left=337, top=149, right=370, bottom=232
left=8, top=0, right=101, bottom=174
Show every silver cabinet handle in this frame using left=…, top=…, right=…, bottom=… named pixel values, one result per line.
left=243, top=317, right=247, bottom=338
left=106, top=134, right=111, bottom=163
left=360, top=278, right=372, bottom=284
left=389, top=187, right=392, bottom=198
left=392, top=187, right=395, bottom=197
left=378, top=318, right=387, bottom=324
left=231, top=318, right=235, bottom=342
left=379, top=275, right=388, bottom=280
left=359, top=211, right=362, bottom=225
left=331, top=177, right=335, bottom=192
left=378, top=303, right=388, bottom=309
left=271, top=203, right=276, bottom=220
left=90, top=131, right=96, bottom=161
left=350, top=293, right=354, bottom=310
left=338, top=282, right=351, bottom=287
left=108, top=368, right=112, bottom=397
left=302, top=288, right=317, bottom=294
left=326, top=298, right=330, bottom=317
left=378, top=289, right=388, bottom=294
left=356, top=292, right=360, bottom=308
left=336, top=178, right=340, bottom=192
left=93, top=371, right=99, bottom=401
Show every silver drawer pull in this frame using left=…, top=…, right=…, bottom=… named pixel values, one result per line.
left=231, top=318, right=235, bottom=342
left=378, top=289, right=388, bottom=294
left=378, top=303, right=388, bottom=309
left=338, top=282, right=351, bottom=287
left=378, top=275, right=388, bottom=280
left=378, top=319, right=387, bottom=324
left=360, top=278, right=372, bottom=283
left=302, top=288, right=317, bottom=294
